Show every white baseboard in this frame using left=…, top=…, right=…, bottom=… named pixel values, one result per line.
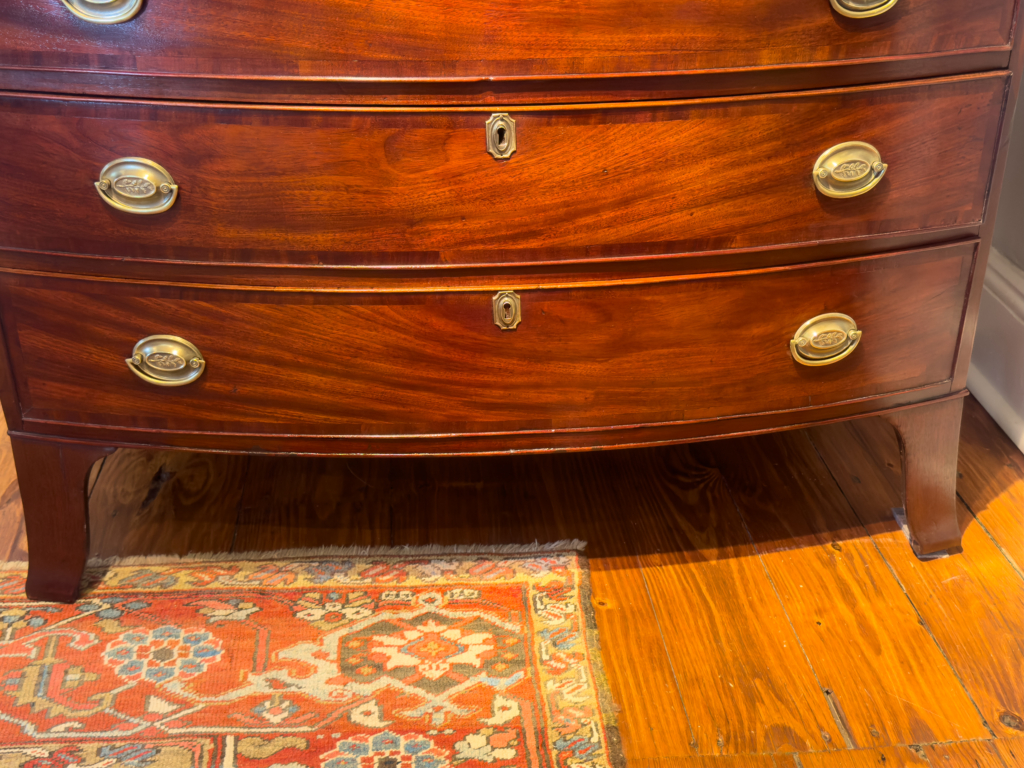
left=968, top=248, right=1024, bottom=452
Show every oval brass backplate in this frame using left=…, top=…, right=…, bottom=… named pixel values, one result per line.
left=812, top=141, right=887, bottom=199
left=61, top=0, right=143, bottom=24
left=96, top=158, right=179, bottom=215
left=486, top=114, right=517, bottom=160
left=830, top=0, right=898, bottom=18
left=791, top=313, right=863, bottom=367
left=493, top=291, right=522, bottom=330
left=126, top=335, right=206, bottom=386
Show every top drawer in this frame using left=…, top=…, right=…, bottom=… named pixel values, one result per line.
left=0, top=0, right=1015, bottom=88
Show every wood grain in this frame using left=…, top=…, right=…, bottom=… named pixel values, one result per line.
left=10, top=384, right=959, bottom=458
left=387, top=452, right=694, bottom=759
left=0, top=230, right=985, bottom=289
left=88, top=449, right=247, bottom=559
left=0, top=76, right=1004, bottom=267
left=924, top=740, right=1011, bottom=768
left=0, top=246, right=973, bottom=439
left=623, top=446, right=839, bottom=754
left=992, top=737, right=1024, bottom=767
left=0, top=397, right=1021, bottom=763
left=881, top=397, right=964, bottom=554
left=233, top=457, right=391, bottom=551
left=631, top=757, right=780, bottom=768
left=707, top=431, right=992, bottom=747
left=792, top=746, right=930, bottom=767
left=0, top=50, right=1012, bottom=107
left=11, top=436, right=113, bottom=602
left=957, top=397, right=1024, bottom=573
left=809, top=415, right=1024, bottom=740
left=0, top=0, right=1013, bottom=83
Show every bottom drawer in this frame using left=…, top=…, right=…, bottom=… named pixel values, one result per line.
left=1, top=243, right=974, bottom=436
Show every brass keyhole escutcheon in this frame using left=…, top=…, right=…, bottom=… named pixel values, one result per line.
left=493, top=290, right=522, bottom=331
left=485, top=114, right=517, bottom=160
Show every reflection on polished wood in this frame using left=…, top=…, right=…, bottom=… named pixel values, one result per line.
left=0, top=79, right=1004, bottom=267
left=0, top=395, right=1019, bottom=764
left=0, top=0, right=1015, bottom=104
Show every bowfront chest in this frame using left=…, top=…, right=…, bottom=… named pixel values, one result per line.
left=0, top=0, right=1020, bottom=601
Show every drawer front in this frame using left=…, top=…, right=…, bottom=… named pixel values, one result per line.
left=1, top=244, right=973, bottom=436
left=0, top=78, right=1004, bottom=269
left=0, top=0, right=1014, bottom=80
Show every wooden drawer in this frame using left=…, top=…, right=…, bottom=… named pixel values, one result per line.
left=0, top=0, right=1014, bottom=84
left=0, top=77, right=1005, bottom=270
left=0, top=243, right=973, bottom=439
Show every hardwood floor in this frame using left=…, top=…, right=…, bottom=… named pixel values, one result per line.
left=0, top=396, right=1021, bottom=767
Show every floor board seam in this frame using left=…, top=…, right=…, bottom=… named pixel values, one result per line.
left=634, top=548, right=699, bottom=756
left=805, top=432, right=998, bottom=741
left=715, top=450, right=851, bottom=752
left=956, top=490, right=1024, bottom=580
left=87, top=456, right=106, bottom=500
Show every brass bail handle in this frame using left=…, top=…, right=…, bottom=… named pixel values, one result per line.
left=790, top=313, right=863, bottom=367
left=126, top=335, right=206, bottom=387
left=812, top=141, right=887, bottom=199
left=830, top=0, right=898, bottom=18
left=96, top=158, right=179, bottom=215
left=61, top=0, right=143, bottom=24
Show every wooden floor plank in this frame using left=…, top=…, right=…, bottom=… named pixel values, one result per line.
left=234, top=456, right=391, bottom=551
left=86, top=457, right=105, bottom=497
left=0, top=398, right=1020, bottom=764
left=0, top=412, right=24, bottom=560
left=992, top=736, right=1024, bottom=767
left=387, top=453, right=694, bottom=761
left=958, top=397, right=1024, bottom=574
left=924, top=740, right=1010, bottom=768
left=793, top=746, right=930, bottom=767
left=629, top=756, right=779, bottom=768
left=88, top=448, right=247, bottom=558
left=624, top=445, right=838, bottom=755
left=810, top=417, right=1024, bottom=741
left=708, top=431, right=991, bottom=749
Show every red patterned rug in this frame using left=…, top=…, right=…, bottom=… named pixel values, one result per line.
left=0, top=544, right=623, bottom=767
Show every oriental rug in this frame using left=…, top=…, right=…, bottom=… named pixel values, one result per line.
left=0, top=544, right=623, bottom=768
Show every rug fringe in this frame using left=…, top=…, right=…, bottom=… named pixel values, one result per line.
left=0, top=540, right=588, bottom=570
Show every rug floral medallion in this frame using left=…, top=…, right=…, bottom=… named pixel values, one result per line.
left=0, top=548, right=623, bottom=768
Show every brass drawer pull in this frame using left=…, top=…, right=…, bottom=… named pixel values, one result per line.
left=813, top=142, right=887, bottom=199
left=791, top=313, right=862, bottom=367
left=61, top=0, right=143, bottom=24
left=830, top=0, right=898, bottom=17
left=96, top=158, right=179, bottom=215
left=126, top=335, right=205, bottom=386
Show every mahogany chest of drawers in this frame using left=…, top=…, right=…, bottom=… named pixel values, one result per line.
left=0, top=0, right=1020, bottom=603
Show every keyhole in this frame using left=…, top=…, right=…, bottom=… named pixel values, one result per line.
left=496, top=126, right=507, bottom=149
left=503, top=301, right=513, bottom=321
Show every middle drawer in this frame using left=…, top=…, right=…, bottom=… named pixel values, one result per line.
left=0, top=74, right=1006, bottom=268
